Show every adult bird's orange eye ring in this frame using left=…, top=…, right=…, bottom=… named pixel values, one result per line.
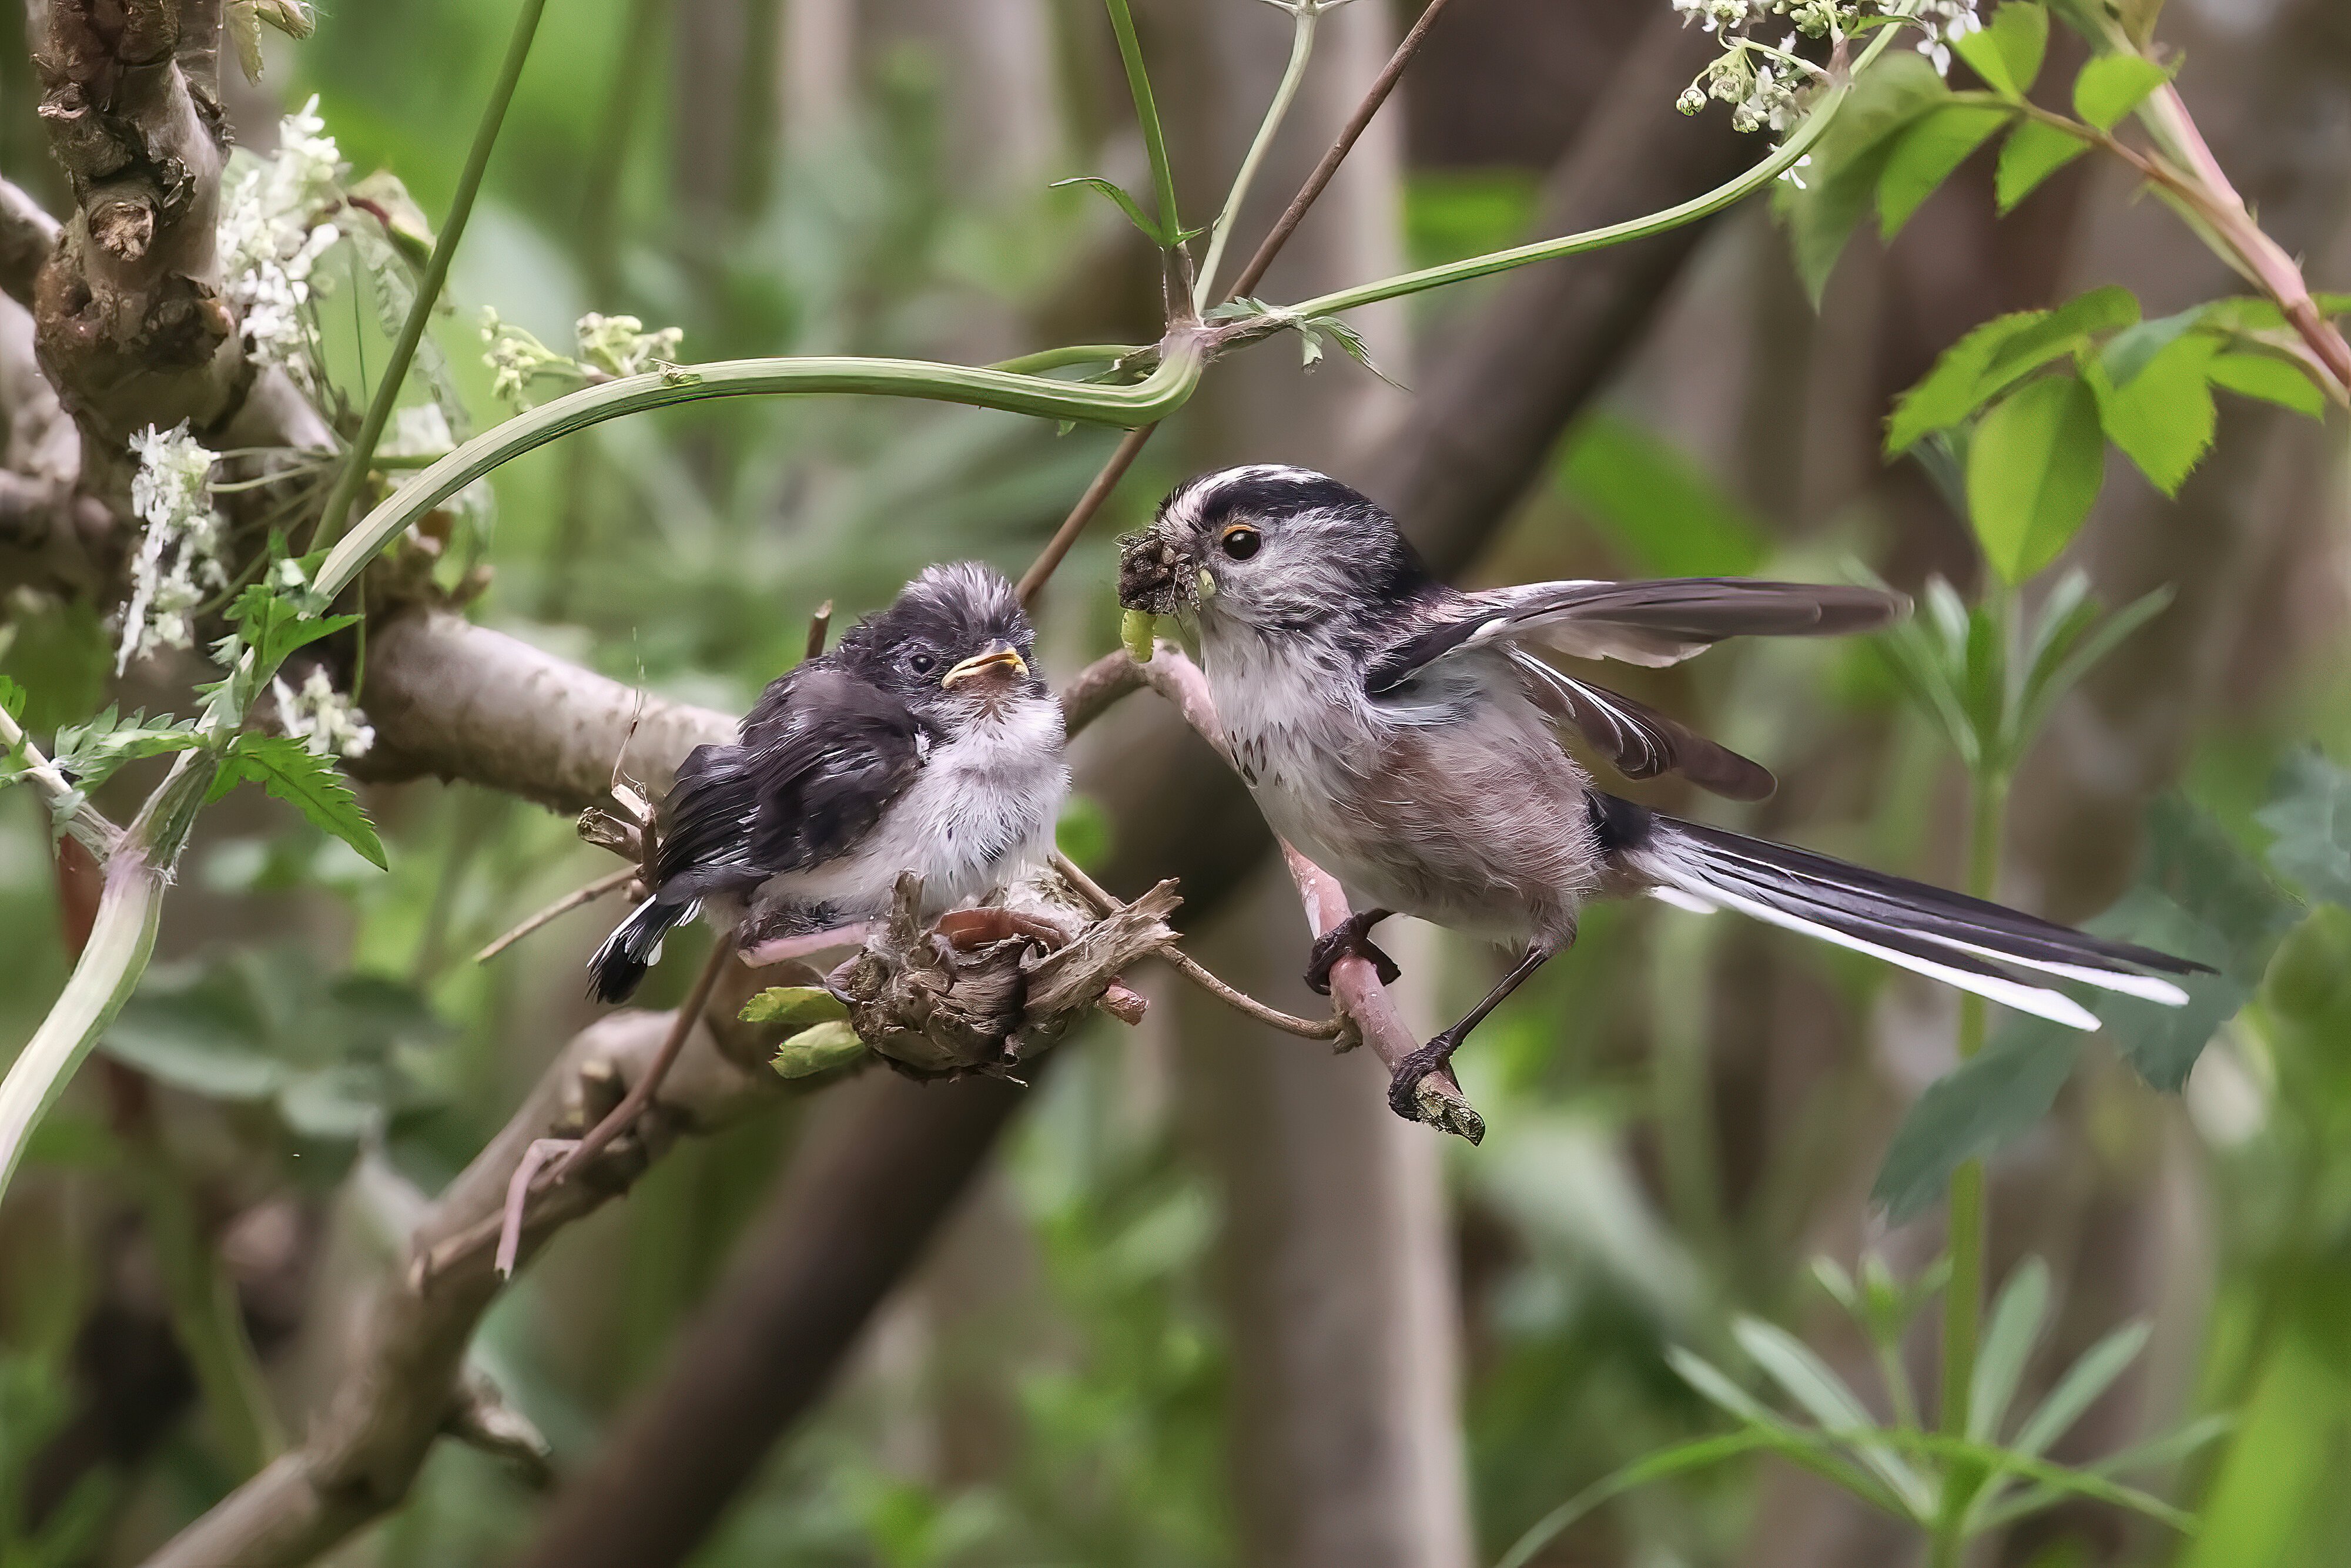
left=1220, top=524, right=1262, bottom=561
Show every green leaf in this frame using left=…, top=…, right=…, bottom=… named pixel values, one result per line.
left=1051, top=175, right=1171, bottom=247
left=1556, top=412, right=1766, bottom=576
left=1954, top=2, right=2049, bottom=98
left=2072, top=53, right=2172, bottom=132
left=214, top=734, right=387, bottom=868
left=2099, top=306, right=2208, bottom=386
left=2092, top=331, right=2217, bottom=495
left=1776, top=52, right=1951, bottom=301
left=2009, top=1320, right=2152, bottom=1459
left=1996, top=118, right=2092, bottom=210
left=1970, top=1258, right=2051, bottom=1441
left=739, top=985, right=849, bottom=1028
left=1873, top=1019, right=2081, bottom=1222
left=1733, top=1321, right=1937, bottom=1517
left=771, top=1020, right=866, bottom=1080
left=2208, top=352, right=2326, bottom=417
left=2256, top=749, right=2351, bottom=908
left=1878, top=104, right=2015, bottom=240
left=1968, top=375, right=2106, bottom=584
left=0, top=672, right=23, bottom=722
left=2015, top=583, right=2171, bottom=745
left=1886, top=286, right=2139, bottom=454
left=1494, top=1430, right=1786, bottom=1568
left=1976, top=1413, right=2228, bottom=1530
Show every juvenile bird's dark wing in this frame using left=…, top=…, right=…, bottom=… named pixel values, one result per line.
left=647, top=742, right=765, bottom=899
left=1365, top=578, right=1907, bottom=690
left=738, top=666, right=927, bottom=874
left=1507, top=649, right=1776, bottom=802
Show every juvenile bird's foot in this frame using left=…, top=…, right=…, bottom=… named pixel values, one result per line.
left=1304, top=907, right=1398, bottom=995
left=1387, top=1033, right=1460, bottom=1121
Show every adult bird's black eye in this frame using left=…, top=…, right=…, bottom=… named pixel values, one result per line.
left=1220, top=525, right=1262, bottom=561
left=909, top=651, right=936, bottom=675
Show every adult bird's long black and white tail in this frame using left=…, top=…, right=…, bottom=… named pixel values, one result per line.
left=586, top=895, right=698, bottom=1005
left=1593, top=795, right=2207, bottom=1028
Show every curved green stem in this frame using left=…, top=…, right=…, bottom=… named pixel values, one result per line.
left=1199, top=4, right=1321, bottom=302
left=1103, top=0, right=1181, bottom=246
left=1280, top=25, right=1901, bottom=323
left=312, top=0, right=548, bottom=551
left=988, top=343, right=1148, bottom=376
left=0, top=752, right=209, bottom=1209
left=312, top=340, right=1206, bottom=602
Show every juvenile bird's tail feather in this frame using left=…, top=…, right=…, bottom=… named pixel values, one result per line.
left=1606, top=799, right=2208, bottom=1030
left=587, top=896, right=700, bottom=1005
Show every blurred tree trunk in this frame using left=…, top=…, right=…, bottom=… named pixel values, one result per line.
left=1141, top=4, right=1474, bottom=1565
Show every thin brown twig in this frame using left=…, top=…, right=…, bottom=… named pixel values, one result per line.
left=1015, top=423, right=1158, bottom=608
left=495, top=1138, right=578, bottom=1278
left=550, top=937, right=732, bottom=1181
left=474, top=866, right=638, bottom=964
left=805, top=600, right=832, bottom=659
left=1221, top=0, right=1469, bottom=304
left=1051, top=850, right=1348, bottom=1041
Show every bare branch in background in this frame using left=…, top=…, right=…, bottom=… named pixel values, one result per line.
left=0, top=175, right=59, bottom=307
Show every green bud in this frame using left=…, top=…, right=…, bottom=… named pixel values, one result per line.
left=771, top=1020, right=865, bottom=1079
left=740, top=984, right=849, bottom=1027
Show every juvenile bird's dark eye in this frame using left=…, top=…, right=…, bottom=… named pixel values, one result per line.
left=1220, top=525, right=1262, bottom=561
left=909, top=651, right=937, bottom=675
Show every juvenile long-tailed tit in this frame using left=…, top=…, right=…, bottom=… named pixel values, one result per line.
left=591, top=562, right=1069, bottom=1003
left=1118, top=465, right=2203, bottom=1119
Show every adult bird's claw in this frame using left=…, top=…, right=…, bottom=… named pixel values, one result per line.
left=1303, top=906, right=1398, bottom=995
left=1386, top=1036, right=1458, bottom=1121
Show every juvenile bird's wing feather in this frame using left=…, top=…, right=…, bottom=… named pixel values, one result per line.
left=738, top=666, right=927, bottom=874
left=1508, top=649, right=1776, bottom=801
left=1365, top=578, right=1908, bottom=689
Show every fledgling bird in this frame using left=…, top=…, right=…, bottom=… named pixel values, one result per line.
left=1117, top=465, right=2207, bottom=1119
left=590, top=562, right=1070, bottom=1003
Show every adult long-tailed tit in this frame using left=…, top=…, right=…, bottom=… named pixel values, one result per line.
left=1118, top=465, right=2205, bottom=1119
left=590, top=562, right=1069, bottom=1003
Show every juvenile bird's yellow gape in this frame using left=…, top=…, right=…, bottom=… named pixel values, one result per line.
left=1119, top=465, right=2206, bottom=1120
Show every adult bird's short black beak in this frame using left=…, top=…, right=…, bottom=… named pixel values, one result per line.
left=1116, top=524, right=1195, bottom=617
left=941, top=642, right=1027, bottom=688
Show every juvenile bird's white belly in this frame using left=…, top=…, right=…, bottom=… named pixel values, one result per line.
left=758, top=701, right=1068, bottom=922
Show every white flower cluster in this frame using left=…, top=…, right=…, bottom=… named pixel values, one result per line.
left=217, top=95, right=346, bottom=382
left=272, top=665, right=375, bottom=759
left=1672, top=0, right=1981, bottom=132
left=118, top=424, right=228, bottom=673
left=575, top=313, right=684, bottom=380
left=479, top=310, right=575, bottom=408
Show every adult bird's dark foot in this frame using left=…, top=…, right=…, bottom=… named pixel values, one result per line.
left=1386, top=1034, right=1459, bottom=1121
left=1304, top=906, right=1398, bottom=995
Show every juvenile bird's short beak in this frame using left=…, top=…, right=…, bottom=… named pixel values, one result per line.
left=941, top=642, right=1027, bottom=688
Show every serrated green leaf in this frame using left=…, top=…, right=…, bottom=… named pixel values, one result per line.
left=1051, top=175, right=1170, bottom=247
left=1878, top=104, right=2015, bottom=240
left=1995, top=118, right=2092, bottom=210
left=1775, top=52, right=1951, bottom=301
left=1968, top=376, right=2106, bottom=584
left=2092, top=331, right=2216, bottom=495
left=2073, top=52, right=2172, bottom=132
left=2099, top=306, right=2208, bottom=386
left=771, top=1020, right=865, bottom=1079
left=0, top=672, right=23, bottom=723
left=1886, top=287, right=2138, bottom=455
left=216, top=733, right=387, bottom=868
left=2208, top=352, right=2326, bottom=417
left=739, top=985, right=849, bottom=1028
left=1873, top=1019, right=2081, bottom=1222
left=2256, top=749, right=2351, bottom=907
left=1954, top=2, right=2049, bottom=98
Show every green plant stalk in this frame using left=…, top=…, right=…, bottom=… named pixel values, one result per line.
left=0, top=752, right=209, bottom=1208
left=312, top=341, right=1206, bottom=602
left=1933, top=765, right=2011, bottom=1568
left=310, top=0, right=549, bottom=552
left=1103, top=0, right=1182, bottom=245
left=1278, top=20, right=1903, bottom=323
left=130, top=1132, right=283, bottom=1473
left=988, top=343, right=1147, bottom=376
left=1198, top=2, right=1321, bottom=301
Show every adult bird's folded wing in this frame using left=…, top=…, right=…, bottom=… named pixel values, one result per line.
left=1365, top=578, right=1908, bottom=690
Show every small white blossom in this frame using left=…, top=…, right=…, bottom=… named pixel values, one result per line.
left=1778, top=153, right=1816, bottom=189
left=1672, top=0, right=1981, bottom=123
left=218, top=96, right=346, bottom=383
left=480, top=309, right=578, bottom=408
left=575, top=313, right=684, bottom=379
left=118, top=424, right=229, bottom=673
left=272, top=666, right=374, bottom=759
